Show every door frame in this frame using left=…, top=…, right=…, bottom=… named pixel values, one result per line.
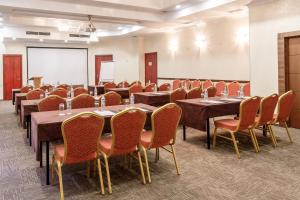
left=144, top=52, right=157, bottom=85
left=95, top=54, right=113, bottom=85
left=3, top=54, right=22, bottom=100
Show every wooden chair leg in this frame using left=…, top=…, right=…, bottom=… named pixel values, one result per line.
left=137, top=151, right=146, bottom=184
left=267, top=125, right=277, bottom=147
left=57, top=161, right=64, bottom=200
left=284, top=122, right=293, bottom=143
left=230, top=132, right=240, bottom=159
left=249, top=129, right=259, bottom=153
left=170, top=145, right=180, bottom=175
left=142, top=148, right=151, bottom=183
left=51, top=155, right=55, bottom=186
left=87, top=161, right=91, bottom=178
left=93, top=159, right=97, bottom=177
left=103, top=155, right=112, bottom=194
left=155, top=148, right=159, bottom=163
left=213, top=127, right=217, bottom=147
left=97, top=158, right=105, bottom=195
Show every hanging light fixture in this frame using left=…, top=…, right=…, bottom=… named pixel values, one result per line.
left=85, top=15, right=98, bottom=42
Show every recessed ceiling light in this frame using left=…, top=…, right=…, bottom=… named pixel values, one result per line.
left=64, top=39, right=68, bottom=43
left=12, top=37, right=16, bottom=41
left=39, top=38, right=44, bottom=42
left=176, top=5, right=181, bottom=9
left=117, top=26, right=123, bottom=30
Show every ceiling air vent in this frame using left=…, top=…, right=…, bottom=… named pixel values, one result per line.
left=69, top=34, right=90, bottom=38
left=26, top=31, right=51, bottom=36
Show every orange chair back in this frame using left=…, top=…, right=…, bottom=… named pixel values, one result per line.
left=206, top=86, right=217, bottom=97
left=172, top=79, right=181, bottom=90
left=20, top=85, right=33, bottom=93
left=149, top=103, right=182, bottom=148
left=26, top=89, right=45, bottom=100
left=276, top=90, right=296, bottom=122
left=110, top=108, right=146, bottom=156
left=40, top=84, right=53, bottom=92
left=228, top=81, right=240, bottom=96
left=117, top=81, right=129, bottom=88
left=49, top=88, right=68, bottom=98
left=191, top=80, right=201, bottom=89
left=203, top=80, right=213, bottom=90
left=71, top=94, right=95, bottom=109
left=144, top=83, right=155, bottom=92
left=243, top=82, right=250, bottom=96
left=186, top=87, right=202, bottom=99
left=237, top=96, right=261, bottom=130
left=159, top=83, right=171, bottom=91
left=257, top=94, right=278, bottom=125
left=215, top=81, right=226, bottom=96
left=130, top=81, right=142, bottom=86
left=182, top=79, right=191, bottom=89
left=57, top=84, right=69, bottom=90
left=61, top=112, right=104, bottom=164
left=129, top=84, right=143, bottom=95
left=104, top=91, right=122, bottom=106
left=73, top=87, right=88, bottom=97
left=104, top=82, right=116, bottom=92
left=170, top=88, right=187, bottom=103
left=38, top=95, right=66, bottom=112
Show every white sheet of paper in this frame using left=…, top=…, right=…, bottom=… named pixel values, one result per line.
left=94, top=110, right=116, bottom=116
left=201, top=100, right=223, bottom=104
left=222, top=98, right=242, bottom=102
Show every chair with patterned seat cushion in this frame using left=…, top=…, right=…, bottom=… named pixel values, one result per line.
left=140, top=103, right=182, bottom=183
left=158, top=83, right=171, bottom=91
left=206, top=86, right=217, bottom=97
left=144, top=83, right=155, bottom=92
left=271, top=90, right=296, bottom=143
left=103, top=91, right=122, bottom=106
left=186, top=87, right=202, bottom=99
left=20, top=85, right=33, bottom=93
left=49, top=88, right=68, bottom=98
left=71, top=94, right=95, bottom=109
left=73, top=87, right=88, bottom=97
left=51, top=112, right=105, bottom=200
left=38, top=95, right=66, bottom=112
left=191, top=80, right=201, bottom=89
left=215, top=81, right=227, bottom=96
left=26, top=88, right=45, bottom=100
left=129, top=84, right=143, bottom=96
left=228, top=81, right=240, bottom=97
left=170, top=88, right=187, bottom=103
left=213, top=96, right=261, bottom=158
left=98, top=108, right=147, bottom=194
left=104, top=82, right=116, bottom=93
left=202, top=80, right=213, bottom=90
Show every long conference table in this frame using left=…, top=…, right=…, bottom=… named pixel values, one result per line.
left=31, top=103, right=156, bottom=185
left=134, top=91, right=171, bottom=106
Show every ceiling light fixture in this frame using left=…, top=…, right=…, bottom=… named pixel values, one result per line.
left=64, top=39, right=68, bottom=43
left=117, top=26, right=123, bottom=30
left=39, top=38, right=44, bottom=42
left=176, top=5, right=181, bottom=9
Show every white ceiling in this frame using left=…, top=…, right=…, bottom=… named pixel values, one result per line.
left=0, top=0, right=252, bottom=43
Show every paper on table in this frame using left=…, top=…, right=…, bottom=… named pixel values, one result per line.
left=94, top=110, right=116, bottom=116
left=200, top=100, right=223, bottom=104
left=221, top=98, right=242, bottom=102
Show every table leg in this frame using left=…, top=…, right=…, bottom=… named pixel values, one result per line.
left=40, top=141, right=43, bottom=168
left=46, top=141, right=50, bottom=185
left=206, top=118, right=210, bottom=149
left=26, top=116, right=29, bottom=138
left=29, top=119, right=32, bottom=146
left=183, top=125, right=186, bottom=141
left=263, top=125, right=267, bottom=136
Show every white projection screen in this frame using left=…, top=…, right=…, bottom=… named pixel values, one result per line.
left=27, top=47, right=88, bottom=86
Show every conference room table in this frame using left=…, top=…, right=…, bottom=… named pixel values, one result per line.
left=176, top=97, right=245, bottom=149
left=31, top=103, right=157, bottom=185
left=107, top=87, right=129, bottom=99
left=12, top=88, right=21, bottom=105
left=134, top=91, right=171, bottom=106
left=15, top=93, right=27, bottom=114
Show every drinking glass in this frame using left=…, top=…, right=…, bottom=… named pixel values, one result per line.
left=95, top=101, right=99, bottom=111
left=90, top=91, right=93, bottom=96
left=58, top=103, right=65, bottom=115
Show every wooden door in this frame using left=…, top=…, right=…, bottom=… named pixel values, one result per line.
left=3, top=55, right=22, bottom=100
left=145, top=52, right=157, bottom=84
left=95, top=55, right=113, bottom=85
left=288, top=37, right=300, bottom=128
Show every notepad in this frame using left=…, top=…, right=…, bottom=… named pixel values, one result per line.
left=94, top=110, right=116, bottom=116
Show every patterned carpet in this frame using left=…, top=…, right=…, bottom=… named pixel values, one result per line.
left=0, top=100, right=300, bottom=200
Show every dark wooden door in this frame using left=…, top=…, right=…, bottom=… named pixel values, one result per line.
left=3, top=55, right=22, bottom=100
left=288, top=37, right=300, bottom=128
left=145, top=52, right=157, bottom=84
left=95, top=55, right=113, bottom=85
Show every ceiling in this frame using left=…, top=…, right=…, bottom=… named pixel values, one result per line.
left=0, top=0, right=253, bottom=43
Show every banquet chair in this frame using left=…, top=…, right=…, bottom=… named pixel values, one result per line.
left=271, top=90, right=296, bottom=143
left=103, top=91, right=122, bottom=106
left=140, top=103, right=182, bottom=183
left=130, top=80, right=142, bottom=86
left=206, top=86, right=217, bottom=97
left=244, top=82, right=250, bottom=96
left=73, top=87, right=88, bottom=97
left=213, top=96, right=261, bottom=158
left=26, top=88, right=45, bottom=100
left=182, top=79, right=191, bottom=90
left=40, top=84, right=53, bottom=92
left=202, top=80, right=213, bottom=90
left=158, top=83, right=171, bottom=91
left=172, top=79, right=181, bottom=90
left=38, top=95, right=66, bottom=112
left=215, top=81, right=227, bottom=96
left=104, top=82, right=116, bottom=93
left=98, top=108, right=147, bottom=193
left=129, top=84, right=143, bottom=95
left=51, top=112, right=105, bottom=200
left=254, top=94, right=279, bottom=147
left=186, top=87, right=202, bottom=99
left=117, top=81, right=129, bottom=88
left=49, top=88, right=68, bottom=98
left=228, top=81, right=240, bottom=96
left=170, top=88, right=187, bottom=103
left=20, top=85, right=33, bottom=93
left=191, top=80, right=201, bottom=89
left=57, top=84, right=69, bottom=90
left=71, top=94, right=95, bottom=109
left=144, top=83, right=155, bottom=92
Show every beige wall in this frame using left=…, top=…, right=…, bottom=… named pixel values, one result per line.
left=249, top=0, right=300, bottom=96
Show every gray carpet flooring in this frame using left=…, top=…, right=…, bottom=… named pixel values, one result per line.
left=0, top=100, right=300, bottom=200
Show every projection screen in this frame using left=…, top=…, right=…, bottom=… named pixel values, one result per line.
left=27, top=47, right=88, bottom=86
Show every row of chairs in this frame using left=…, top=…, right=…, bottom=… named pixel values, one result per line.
left=213, top=90, right=295, bottom=158
left=52, top=103, right=182, bottom=199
